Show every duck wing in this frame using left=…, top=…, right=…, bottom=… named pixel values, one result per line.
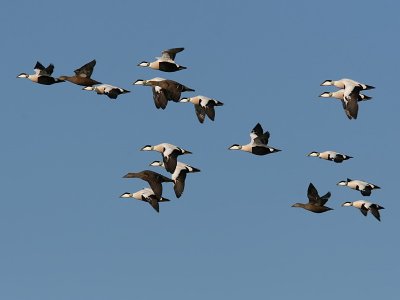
left=250, top=123, right=269, bottom=145
left=152, top=86, right=168, bottom=109
left=161, top=47, right=184, bottom=61
left=194, top=104, right=206, bottom=123
left=74, top=59, right=96, bottom=78
left=174, top=170, right=188, bottom=198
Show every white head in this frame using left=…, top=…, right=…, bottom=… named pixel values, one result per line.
left=17, top=73, right=29, bottom=78
left=320, top=80, right=334, bottom=86
left=337, top=180, right=348, bottom=186
left=140, top=145, right=154, bottom=151
left=319, top=92, right=332, bottom=98
left=149, top=160, right=164, bottom=167
left=138, top=61, right=150, bottom=67
left=120, top=192, right=133, bottom=198
left=307, top=151, right=320, bottom=157
left=82, top=86, right=95, bottom=91
left=228, top=144, right=242, bottom=150
left=341, top=201, right=353, bottom=207
left=133, top=79, right=146, bottom=86
left=179, top=97, right=191, bottom=103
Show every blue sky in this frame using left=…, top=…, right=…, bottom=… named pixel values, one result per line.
left=2, top=0, right=400, bottom=299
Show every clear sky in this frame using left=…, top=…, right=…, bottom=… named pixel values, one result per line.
left=2, top=0, right=400, bottom=299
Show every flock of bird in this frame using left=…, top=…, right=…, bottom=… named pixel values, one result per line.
left=17, top=47, right=384, bottom=220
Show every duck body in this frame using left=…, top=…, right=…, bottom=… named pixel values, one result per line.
left=83, top=84, right=130, bottom=99
left=120, top=188, right=170, bottom=213
left=150, top=160, right=200, bottom=198
left=58, top=59, right=101, bottom=86
left=319, top=78, right=375, bottom=119
left=229, top=123, right=281, bottom=156
left=180, top=95, right=224, bottom=123
left=17, top=61, right=64, bottom=85
left=320, top=78, right=375, bottom=90
left=134, top=77, right=194, bottom=109
left=308, top=151, right=352, bottom=163
left=141, top=143, right=192, bottom=173
left=138, top=48, right=186, bottom=72
left=292, top=183, right=333, bottom=213
left=337, top=178, right=380, bottom=196
left=342, top=200, right=384, bottom=221
left=122, top=170, right=173, bottom=198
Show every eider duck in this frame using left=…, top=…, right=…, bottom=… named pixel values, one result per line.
left=319, top=90, right=372, bottom=102
left=141, top=143, right=192, bottom=173
left=320, top=78, right=375, bottom=119
left=150, top=160, right=200, bottom=198
left=138, top=48, right=186, bottom=72
left=83, top=84, right=130, bottom=99
left=320, top=78, right=375, bottom=90
left=120, top=188, right=170, bottom=213
left=228, top=123, right=281, bottom=155
left=307, top=151, right=353, bottom=163
left=134, top=77, right=194, bottom=109
left=17, top=61, right=64, bottom=85
left=291, top=183, right=333, bottom=213
left=58, top=59, right=101, bottom=86
left=337, top=178, right=380, bottom=196
left=342, top=200, right=385, bottom=221
left=180, top=95, right=224, bottom=123
left=122, top=170, right=173, bottom=198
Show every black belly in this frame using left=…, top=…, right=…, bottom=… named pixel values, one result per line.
left=252, top=146, right=272, bottom=156
left=158, top=62, right=180, bottom=72
left=37, top=76, right=58, bottom=85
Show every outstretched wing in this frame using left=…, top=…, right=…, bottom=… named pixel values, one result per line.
left=161, top=47, right=184, bottom=61
left=143, top=195, right=160, bottom=213
left=34, top=61, right=54, bottom=76
left=307, top=183, right=330, bottom=206
left=250, top=123, right=269, bottom=145
left=359, top=204, right=369, bottom=217
left=174, top=170, right=188, bottom=198
left=194, top=104, right=206, bottom=123
left=152, top=86, right=168, bottom=109
left=369, top=204, right=381, bottom=221
left=307, top=182, right=320, bottom=204
left=74, top=59, right=96, bottom=78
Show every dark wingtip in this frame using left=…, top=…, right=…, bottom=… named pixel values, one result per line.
left=366, top=85, right=375, bottom=90
left=178, top=66, right=187, bottom=70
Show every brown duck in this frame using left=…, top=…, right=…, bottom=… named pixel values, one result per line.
left=122, top=170, right=173, bottom=198
left=292, top=183, right=333, bottom=213
left=58, top=59, right=101, bottom=86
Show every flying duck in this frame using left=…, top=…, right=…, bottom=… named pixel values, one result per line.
left=141, top=143, right=192, bottom=173
left=291, top=183, right=333, bottom=213
left=320, top=78, right=374, bottom=119
left=134, top=77, right=194, bottom=109
left=320, top=78, right=375, bottom=90
left=150, top=160, right=200, bottom=198
left=120, top=188, right=170, bottom=213
left=138, top=47, right=186, bottom=72
left=337, top=178, right=380, bottom=196
left=228, top=123, right=281, bottom=155
left=319, top=90, right=372, bottom=102
left=83, top=84, right=130, bottom=99
left=342, top=200, right=385, bottom=222
left=180, top=95, right=224, bottom=123
left=319, top=89, right=372, bottom=119
left=17, top=61, right=64, bottom=85
left=122, top=170, right=173, bottom=199
left=58, top=59, right=101, bottom=86
left=307, top=151, right=353, bottom=163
